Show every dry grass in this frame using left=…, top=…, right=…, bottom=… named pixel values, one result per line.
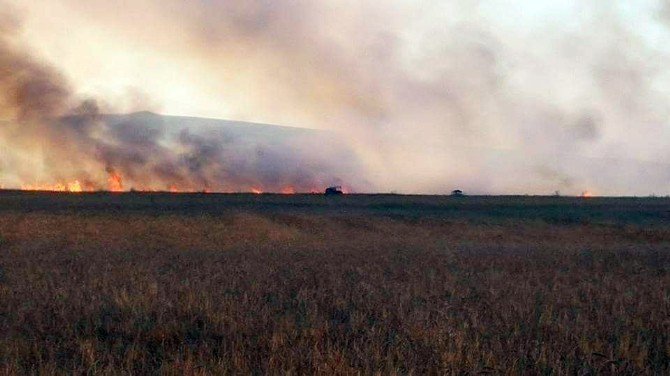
left=0, top=207, right=668, bottom=374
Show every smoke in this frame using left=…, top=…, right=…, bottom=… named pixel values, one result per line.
left=0, top=9, right=84, bottom=188
left=0, top=14, right=68, bottom=122
left=2, top=1, right=670, bottom=194
left=0, top=6, right=362, bottom=192
left=87, top=112, right=362, bottom=192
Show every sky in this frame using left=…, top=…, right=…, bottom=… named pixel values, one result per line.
left=1, top=0, right=670, bottom=195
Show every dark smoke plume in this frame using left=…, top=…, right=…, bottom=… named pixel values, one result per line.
left=3, top=1, right=670, bottom=195
left=0, top=9, right=363, bottom=192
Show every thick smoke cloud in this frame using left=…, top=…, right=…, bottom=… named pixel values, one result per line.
left=0, top=6, right=362, bottom=192
left=2, top=1, right=670, bottom=194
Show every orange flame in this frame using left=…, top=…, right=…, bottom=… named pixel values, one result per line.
left=16, top=175, right=328, bottom=194
left=21, top=180, right=85, bottom=193
left=280, top=186, right=296, bottom=194
left=108, top=171, right=124, bottom=192
left=581, top=191, right=593, bottom=198
left=68, top=180, right=83, bottom=192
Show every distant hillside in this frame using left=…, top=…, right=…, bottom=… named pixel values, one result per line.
left=0, top=112, right=368, bottom=193
left=98, top=112, right=368, bottom=192
left=101, top=111, right=327, bottom=140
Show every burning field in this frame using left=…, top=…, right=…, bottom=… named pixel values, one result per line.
left=1, top=0, right=670, bottom=373
left=0, top=110, right=364, bottom=195
left=0, top=15, right=364, bottom=195
left=0, top=192, right=668, bottom=374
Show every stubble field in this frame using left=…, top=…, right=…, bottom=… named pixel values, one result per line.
left=0, top=192, right=668, bottom=374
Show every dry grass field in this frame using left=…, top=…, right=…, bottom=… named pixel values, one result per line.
left=0, top=192, right=668, bottom=374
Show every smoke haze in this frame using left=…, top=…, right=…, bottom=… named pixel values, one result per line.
left=1, top=0, right=670, bottom=194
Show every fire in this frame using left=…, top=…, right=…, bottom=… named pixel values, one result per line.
left=21, top=180, right=85, bottom=193
left=108, top=171, right=124, bottom=192
left=280, top=186, right=296, bottom=194
left=68, top=180, right=83, bottom=192
left=581, top=191, right=593, bottom=198
left=249, top=187, right=297, bottom=194
left=15, top=176, right=323, bottom=194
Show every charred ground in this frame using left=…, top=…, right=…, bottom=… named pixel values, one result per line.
left=0, top=192, right=668, bottom=373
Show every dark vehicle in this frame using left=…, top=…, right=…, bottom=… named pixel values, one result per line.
left=325, top=186, right=344, bottom=196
